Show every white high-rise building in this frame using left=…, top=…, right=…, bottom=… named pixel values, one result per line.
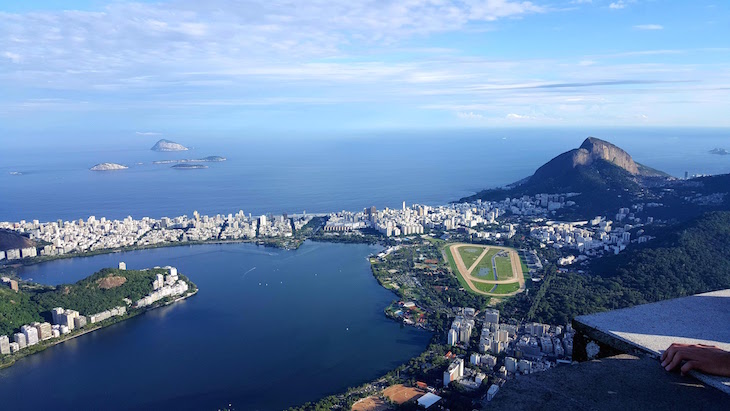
left=0, top=335, right=10, bottom=355
left=51, top=307, right=65, bottom=324
left=21, top=325, right=39, bottom=346
left=34, top=322, right=53, bottom=341
left=13, top=332, right=27, bottom=349
left=505, top=357, right=517, bottom=373
left=448, top=329, right=458, bottom=346
left=443, top=358, right=464, bottom=387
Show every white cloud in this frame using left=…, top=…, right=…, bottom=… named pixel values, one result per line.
left=609, top=1, right=626, bottom=9
left=136, top=131, right=162, bottom=136
left=634, top=24, right=663, bottom=30
left=457, top=111, right=485, bottom=119
left=3, top=51, right=21, bottom=63
left=506, top=113, right=534, bottom=120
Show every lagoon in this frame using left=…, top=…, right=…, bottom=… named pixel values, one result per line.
left=1, top=241, right=431, bottom=410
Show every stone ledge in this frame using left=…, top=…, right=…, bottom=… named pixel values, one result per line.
left=573, top=289, right=730, bottom=395
left=489, top=354, right=728, bottom=410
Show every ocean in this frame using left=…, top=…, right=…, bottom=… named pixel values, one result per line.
left=1, top=127, right=728, bottom=222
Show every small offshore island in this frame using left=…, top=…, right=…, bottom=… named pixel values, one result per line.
left=153, top=156, right=226, bottom=164
left=151, top=139, right=188, bottom=152
left=90, top=163, right=128, bottom=171
left=171, top=164, right=208, bottom=170
left=709, top=147, right=730, bottom=155
left=0, top=265, right=197, bottom=369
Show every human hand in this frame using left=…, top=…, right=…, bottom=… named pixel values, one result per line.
left=660, top=343, right=730, bottom=377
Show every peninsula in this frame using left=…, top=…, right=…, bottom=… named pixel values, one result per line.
left=0, top=265, right=197, bottom=369
left=151, top=139, right=188, bottom=152
left=90, top=163, right=128, bottom=171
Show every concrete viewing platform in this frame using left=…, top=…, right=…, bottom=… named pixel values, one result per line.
left=492, top=290, right=729, bottom=410
left=572, top=289, right=730, bottom=395
left=489, top=354, right=728, bottom=410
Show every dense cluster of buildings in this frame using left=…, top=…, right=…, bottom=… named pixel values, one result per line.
left=136, top=267, right=189, bottom=308
left=0, top=301, right=133, bottom=357
left=441, top=307, right=575, bottom=400
left=0, top=212, right=313, bottom=260
left=1, top=190, right=659, bottom=269
left=324, top=200, right=512, bottom=238
left=1, top=265, right=187, bottom=358
left=530, top=206, right=656, bottom=263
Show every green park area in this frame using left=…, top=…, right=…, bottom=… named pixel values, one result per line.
left=457, top=246, right=483, bottom=269
left=471, top=281, right=519, bottom=295
left=472, top=248, right=499, bottom=276
left=495, top=255, right=514, bottom=280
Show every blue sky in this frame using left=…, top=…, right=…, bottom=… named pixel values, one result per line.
left=0, top=0, right=728, bottom=132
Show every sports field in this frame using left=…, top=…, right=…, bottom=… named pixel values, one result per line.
left=445, top=243, right=525, bottom=297
left=383, top=384, right=424, bottom=404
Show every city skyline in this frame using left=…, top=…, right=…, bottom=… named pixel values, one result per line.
left=1, top=0, right=729, bottom=132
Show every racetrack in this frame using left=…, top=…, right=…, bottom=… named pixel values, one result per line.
left=447, top=243, right=525, bottom=297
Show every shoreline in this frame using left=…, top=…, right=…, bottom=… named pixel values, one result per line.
left=0, top=287, right=198, bottom=370
left=3, top=237, right=425, bottom=409
left=0, top=237, right=305, bottom=273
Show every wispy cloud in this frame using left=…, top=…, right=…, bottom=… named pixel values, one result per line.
left=0, top=1, right=728, bottom=127
left=506, top=113, right=535, bottom=120
left=457, top=111, right=485, bottom=120
left=634, top=24, right=663, bottom=30
left=135, top=131, right=162, bottom=136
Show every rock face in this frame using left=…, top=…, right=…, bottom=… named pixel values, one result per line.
left=151, top=139, right=188, bottom=152
left=532, top=137, right=662, bottom=181
left=90, top=163, right=128, bottom=171
left=0, top=229, right=36, bottom=252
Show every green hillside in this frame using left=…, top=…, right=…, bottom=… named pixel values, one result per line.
left=1, top=268, right=195, bottom=337
left=0, top=287, right=44, bottom=336
left=502, top=211, right=730, bottom=325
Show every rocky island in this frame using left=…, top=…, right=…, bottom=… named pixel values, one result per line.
left=152, top=156, right=226, bottom=164
left=171, top=164, right=208, bottom=170
left=151, top=139, right=188, bottom=152
left=90, top=163, right=128, bottom=171
left=709, top=148, right=729, bottom=155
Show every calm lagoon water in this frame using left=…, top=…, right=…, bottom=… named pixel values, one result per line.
left=1, top=242, right=431, bottom=410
